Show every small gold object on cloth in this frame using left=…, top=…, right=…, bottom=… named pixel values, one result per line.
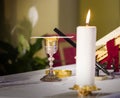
left=45, top=69, right=72, bottom=78
left=70, top=84, right=101, bottom=96
left=95, top=75, right=108, bottom=81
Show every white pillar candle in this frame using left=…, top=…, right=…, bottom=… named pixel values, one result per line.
left=76, top=26, right=96, bottom=86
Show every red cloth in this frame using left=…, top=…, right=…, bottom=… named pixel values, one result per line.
left=53, top=49, right=62, bottom=67
left=106, top=38, right=119, bottom=72
left=63, top=47, right=76, bottom=65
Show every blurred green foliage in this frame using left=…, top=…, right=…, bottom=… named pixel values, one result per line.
left=0, top=18, right=48, bottom=76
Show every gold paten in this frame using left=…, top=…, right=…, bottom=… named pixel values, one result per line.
left=45, top=69, right=72, bottom=78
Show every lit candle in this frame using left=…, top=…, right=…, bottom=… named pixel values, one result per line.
left=76, top=9, right=96, bottom=86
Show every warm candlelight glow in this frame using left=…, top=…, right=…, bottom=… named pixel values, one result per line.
left=86, top=9, right=91, bottom=25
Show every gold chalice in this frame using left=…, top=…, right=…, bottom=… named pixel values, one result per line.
left=31, top=36, right=73, bottom=82
left=40, top=37, right=61, bottom=82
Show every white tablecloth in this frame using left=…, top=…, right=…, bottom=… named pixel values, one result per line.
left=0, top=64, right=120, bottom=98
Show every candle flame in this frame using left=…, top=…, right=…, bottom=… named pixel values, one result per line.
left=86, top=9, right=91, bottom=25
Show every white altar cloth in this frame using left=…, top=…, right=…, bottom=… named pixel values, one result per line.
left=0, top=64, right=120, bottom=98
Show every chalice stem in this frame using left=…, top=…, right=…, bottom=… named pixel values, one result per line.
left=48, top=54, right=54, bottom=75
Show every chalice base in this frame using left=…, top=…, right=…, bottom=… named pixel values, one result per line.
left=40, top=73, right=61, bottom=82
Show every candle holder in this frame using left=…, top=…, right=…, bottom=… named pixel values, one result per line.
left=40, top=37, right=61, bottom=82
left=70, top=84, right=101, bottom=96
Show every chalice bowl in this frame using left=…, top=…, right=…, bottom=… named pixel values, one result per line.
left=40, top=37, right=61, bottom=82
